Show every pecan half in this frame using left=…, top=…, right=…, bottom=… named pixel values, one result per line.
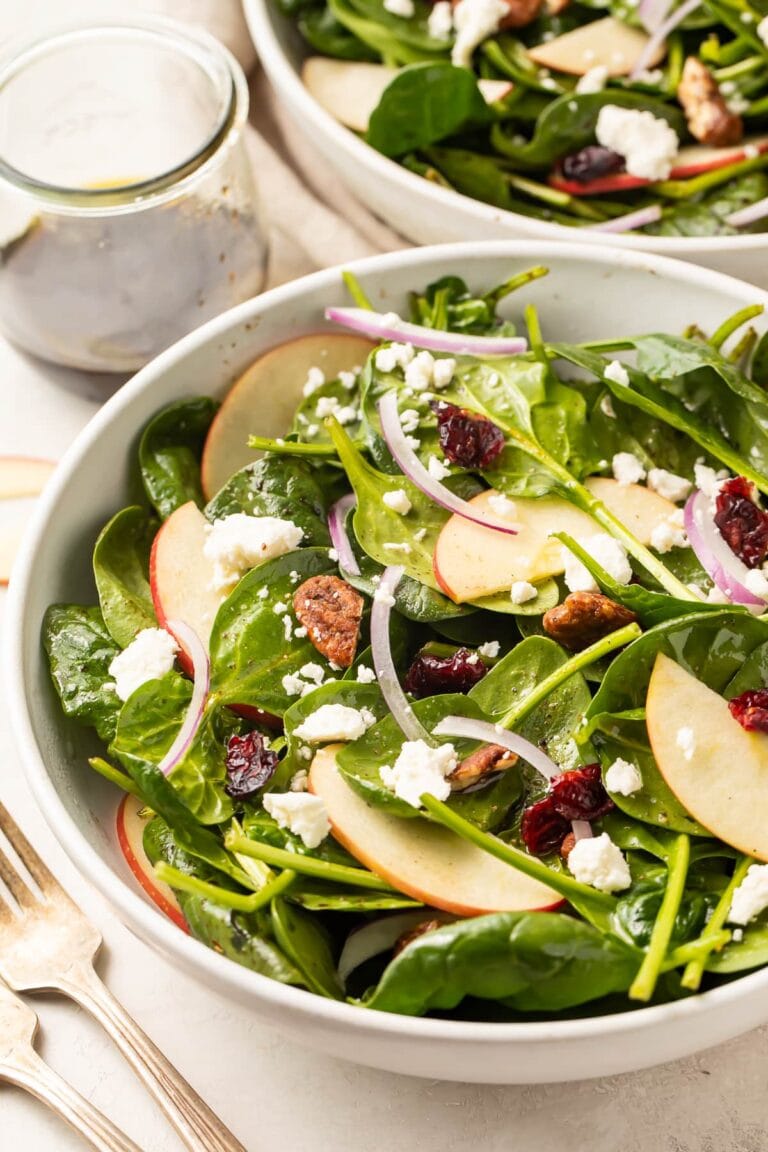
left=448, top=744, right=518, bottom=788
left=542, top=591, right=637, bottom=652
left=678, top=57, right=743, bottom=148
left=393, top=919, right=445, bottom=957
left=559, top=831, right=577, bottom=861
left=293, top=574, right=364, bottom=668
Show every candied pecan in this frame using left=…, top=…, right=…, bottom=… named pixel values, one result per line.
left=559, top=831, right=577, bottom=861
left=542, top=592, right=637, bottom=652
left=393, top=918, right=445, bottom=957
left=448, top=743, right=518, bottom=788
left=293, top=574, right=363, bottom=668
left=678, top=57, right=743, bottom=148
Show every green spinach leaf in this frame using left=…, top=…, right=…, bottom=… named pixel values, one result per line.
left=139, top=398, right=218, bottom=520
left=92, top=506, right=157, bottom=647
left=205, top=456, right=331, bottom=546
left=43, top=605, right=121, bottom=743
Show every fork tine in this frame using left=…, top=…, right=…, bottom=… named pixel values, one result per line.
left=0, top=803, right=59, bottom=897
left=0, top=845, right=37, bottom=913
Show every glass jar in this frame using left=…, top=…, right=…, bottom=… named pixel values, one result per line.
left=0, top=19, right=267, bottom=372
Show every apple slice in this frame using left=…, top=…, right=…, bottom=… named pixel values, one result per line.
left=646, top=653, right=768, bottom=860
left=527, top=17, right=665, bottom=77
left=302, top=57, right=513, bottom=135
left=0, top=496, right=39, bottom=585
left=150, top=500, right=221, bottom=670
left=0, top=455, right=56, bottom=499
left=116, top=794, right=187, bottom=931
left=433, top=478, right=677, bottom=603
left=309, top=746, right=561, bottom=915
left=201, top=332, right=374, bottom=500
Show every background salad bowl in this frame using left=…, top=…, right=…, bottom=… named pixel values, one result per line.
left=8, top=240, right=768, bottom=1085
left=244, top=0, right=768, bottom=290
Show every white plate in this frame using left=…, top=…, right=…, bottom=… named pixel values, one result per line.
left=244, top=0, right=768, bottom=290
left=7, top=241, right=768, bottom=1084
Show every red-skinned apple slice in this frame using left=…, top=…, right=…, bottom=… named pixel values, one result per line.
left=433, top=478, right=677, bottom=603
left=528, top=17, right=665, bottom=77
left=201, top=332, right=374, bottom=500
left=0, top=455, right=56, bottom=499
left=116, top=794, right=187, bottom=931
left=0, top=496, right=38, bottom=586
left=150, top=500, right=221, bottom=672
left=309, top=745, right=562, bottom=915
left=646, top=653, right=768, bottom=861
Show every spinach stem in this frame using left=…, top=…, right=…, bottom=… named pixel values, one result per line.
left=483, top=265, right=548, bottom=307
left=681, top=854, right=750, bottom=990
left=421, top=794, right=616, bottom=909
left=342, top=269, right=374, bottom=310
left=727, top=327, right=757, bottom=365
left=709, top=304, right=764, bottom=351
left=248, top=436, right=338, bottom=457
left=154, top=861, right=296, bottom=911
left=664, top=929, right=731, bottom=969
left=629, top=833, right=690, bottom=1002
left=89, top=757, right=142, bottom=799
left=499, top=622, right=641, bottom=730
left=225, top=833, right=397, bottom=891
left=655, top=151, right=768, bottom=199
left=577, top=339, right=635, bottom=354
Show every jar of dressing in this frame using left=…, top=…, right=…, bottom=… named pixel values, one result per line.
left=0, top=19, right=267, bottom=372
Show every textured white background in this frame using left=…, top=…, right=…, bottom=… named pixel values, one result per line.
left=3, top=2, right=768, bottom=1149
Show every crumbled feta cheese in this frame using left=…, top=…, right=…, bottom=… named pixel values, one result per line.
left=745, top=568, right=768, bottom=599
left=374, top=586, right=396, bottom=606
left=511, top=580, right=538, bottom=604
left=356, top=665, right=377, bottom=683
left=733, top=927, right=745, bottom=942
left=432, top=357, right=456, bottom=390
left=282, top=672, right=305, bottom=697
left=384, top=0, right=415, bottom=21
left=258, top=586, right=270, bottom=599
left=293, top=703, right=376, bottom=743
left=299, top=662, right=325, bottom=684
left=283, top=614, right=294, bottom=642
left=759, top=14, right=768, bottom=46
left=263, top=793, right=330, bottom=849
left=380, top=739, right=458, bottom=808
left=383, top=489, right=412, bottom=515
left=595, top=105, right=679, bottom=180
left=404, top=350, right=437, bottom=392
left=375, top=342, right=415, bottom=373
left=567, top=833, right=631, bottom=893
left=290, top=769, right=309, bottom=792
left=488, top=492, right=517, bottom=518
left=427, top=454, right=451, bottom=480
left=294, top=626, right=308, bottom=638
left=576, top=64, right=608, bottom=94
left=428, top=0, right=454, bottom=37
left=729, top=863, right=768, bottom=925
left=612, top=451, right=646, bottom=486
left=338, top=370, right=357, bottom=391
left=108, top=628, right=179, bottom=702
left=562, top=534, right=632, bottom=593
left=204, top=514, right=303, bottom=592
left=289, top=570, right=300, bottom=583
left=477, top=640, right=500, bottom=658
left=676, top=726, right=696, bottom=762
left=694, top=462, right=730, bottom=498
left=600, top=394, right=616, bottom=419
left=651, top=510, right=688, bottom=553
left=273, top=601, right=287, bottom=614
left=605, top=757, right=643, bottom=796
left=451, top=0, right=508, bottom=69
left=647, top=468, right=692, bottom=503
left=303, top=366, right=325, bottom=397
left=399, top=408, right=421, bottom=434
left=413, top=528, right=427, bottom=542
left=384, top=541, right=412, bottom=553
left=604, top=360, right=630, bottom=388
left=315, top=396, right=338, bottom=419
left=634, top=68, right=664, bottom=85
left=328, top=547, right=339, bottom=562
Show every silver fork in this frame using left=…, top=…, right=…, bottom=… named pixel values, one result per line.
left=0, top=802, right=246, bottom=1152
left=0, top=980, right=143, bottom=1151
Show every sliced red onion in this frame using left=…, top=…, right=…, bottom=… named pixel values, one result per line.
left=683, top=489, right=765, bottom=607
left=630, top=0, right=700, bottom=79
left=371, top=566, right=432, bottom=744
left=586, top=205, right=662, bottom=234
left=725, top=195, right=768, bottom=229
left=338, top=910, right=455, bottom=985
left=325, top=306, right=528, bottom=356
left=638, top=0, right=673, bottom=33
left=328, top=493, right=360, bottom=576
left=378, top=392, right=519, bottom=537
left=159, top=620, right=210, bottom=776
left=571, top=820, right=593, bottom=840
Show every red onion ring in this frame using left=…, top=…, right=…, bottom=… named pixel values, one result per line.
left=337, top=910, right=455, bottom=985
left=725, top=195, right=768, bottom=229
left=328, top=493, right=360, bottom=576
left=159, top=620, right=210, bottom=777
left=586, top=205, right=662, bottom=233
left=371, top=566, right=432, bottom=743
left=325, top=306, right=528, bottom=356
left=630, top=0, right=700, bottom=79
left=683, top=489, right=765, bottom=607
left=638, top=0, right=673, bottom=33
left=378, top=392, right=520, bottom=536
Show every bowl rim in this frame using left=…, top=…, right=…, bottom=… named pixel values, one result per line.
left=8, top=238, right=768, bottom=1050
left=244, top=0, right=768, bottom=255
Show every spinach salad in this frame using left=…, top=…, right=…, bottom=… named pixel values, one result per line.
left=284, top=0, right=768, bottom=235
left=44, top=266, right=768, bottom=1020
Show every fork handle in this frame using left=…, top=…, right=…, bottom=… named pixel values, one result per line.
left=1, top=1047, right=144, bottom=1152
left=58, top=962, right=246, bottom=1152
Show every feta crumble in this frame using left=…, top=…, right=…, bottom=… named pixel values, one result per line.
left=383, top=489, right=412, bottom=515
left=451, top=0, right=508, bottom=69
left=675, top=726, right=696, bottom=762
left=399, top=408, right=421, bottom=434
left=511, top=580, right=538, bottom=604
left=567, top=833, right=632, bottom=893
left=562, top=534, right=632, bottom=593
left=647, top=468, right=692, bottom=503
left=428, top=0, right=454, bottom=37
left=612, top=451, right=646, bottom=486
left=302, top=366, right=325, bottom=397
left=604, top=360, right=630, bottom=388
left=600, top=394, right=616, bottom=419
left=293, top=703, right=376, bottom=743
left=595, top=105, right=679, bottom=181
left=338, top=370, right=357, bottom=391
left=290, top=769, right=309, bottom=792
left=384, top=0, right=415, bottom=17
left=204, top=514, right=303, bottom=592
left=374, top=585, right=396, bottom=607
left=262, top=793, right=330, bottom=849
left=356, top=665, right=377, bottom=683
left=605, top=758, right=643, bottom=796
left=694, top=462, right=730, bottom=498
left=427, top=454, right=452, bottom=480
left=477, top=641, right=500, bottom=658
left=380, top=739, right=458, bottom=808
left=759, top=14, right=768, bottom=46
left=488, top=492, right=517, bottom=519
left=576, top=64, right=608, bottom=94
left=109, top=628, right=179, bottom=702
left=375, top=342, right=414, bottom=373
left=650, top=509, right=688, bottom=554
left=729, top=863, right=768, bottom=925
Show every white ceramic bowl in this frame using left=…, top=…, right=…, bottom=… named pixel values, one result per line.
left=7, top=242, right=768, bottom=1084
left=244, top=0, right=768, bottom=290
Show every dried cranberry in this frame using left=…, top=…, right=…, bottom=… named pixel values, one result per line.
left=561, top=145, right=625, bottom=184
left=714, top=476, right=768, bottom=568
left=225, top=732, right=278, bottom=799
left=430, top=401, right=505, bottom=469
left=520, top=796, right=570, bottom=856
left=550, top=763, right=614, bottom=821
left=729, top=689, right=768, bottom=733
left=404, top=647, right=487, bottom=698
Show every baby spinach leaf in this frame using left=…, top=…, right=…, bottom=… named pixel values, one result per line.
left=204, top=456, right=331, bottom=546
left=706, top=920, right=768, bottom=973
left=329, top=0, right=445, bottom=63
left=92, top=506, right=157, bottom=648
left=139, top=397, right=217, bottom=520
left=287, top=884, right=421, bottom=911
left=270, top=897, right=343, bottom=998
left=43, top=604, right=121, bottom=743
left=367, top=63, right=493, bottom=158
left=209, top=548, right=336, bottom=713
left=242, top=809, right=360, bottom=867
left=365, top=912, right=638, bottom=1015
left=290, top=375, right=363, bottom=446
left=298, top=4, right=379, bottom=59
left=280, top=680, right=387, bottom=787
